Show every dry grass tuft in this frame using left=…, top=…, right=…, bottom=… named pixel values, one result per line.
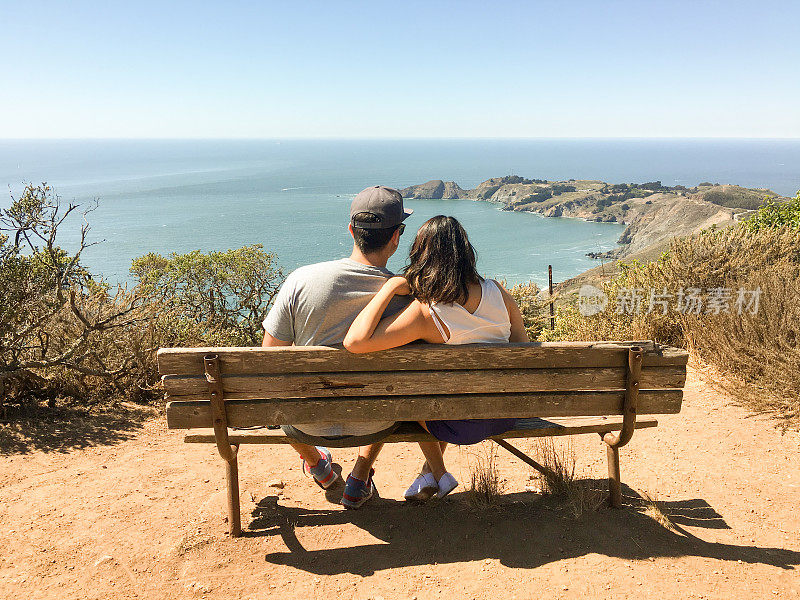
left=466, top=442, right=505, bottom=507
left=639, top=491, right=676, bottom=531
left=175, top=531, right=214, bottom=556
left=534, top=439, right=604, bottom=518
left=535, top=438, right=577, bottom=496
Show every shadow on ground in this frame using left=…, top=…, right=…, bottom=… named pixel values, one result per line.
left=0, top=403, right=157, bottom=455
left=251, top=483, right=800, bottom=576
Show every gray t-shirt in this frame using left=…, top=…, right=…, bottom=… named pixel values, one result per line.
left=262, top=257, right=409, bottom=437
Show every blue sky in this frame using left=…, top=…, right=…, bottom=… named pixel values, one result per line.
left=1, top=0, right=798, bottom=138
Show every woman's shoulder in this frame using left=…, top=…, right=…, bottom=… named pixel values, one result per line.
left=485, top=278, right=509, bottom=293
left=486, top=279, right=520, bottom=313
left=484, top=278, right=510, bottom=300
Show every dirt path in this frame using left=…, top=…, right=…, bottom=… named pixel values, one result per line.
left=2, top=366, right=799, bottom=600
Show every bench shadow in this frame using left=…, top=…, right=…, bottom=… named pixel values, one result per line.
left=663, top=497, right=731, bottom=530
left=0, top=403, right=156, bottom=455
left=248, top=482, right=799, bottom=576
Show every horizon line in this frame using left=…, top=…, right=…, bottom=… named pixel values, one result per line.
left=2, top=136, right=800, bottom=142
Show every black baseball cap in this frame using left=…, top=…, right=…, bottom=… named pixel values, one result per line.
left=350, top=185, right=414, bottom=230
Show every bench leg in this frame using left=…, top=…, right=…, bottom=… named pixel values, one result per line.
left=606, top=443, right=622, bottom=508
left=224, top=445, right=241, bottom=537
left=493, top=438, right=553, bottom=477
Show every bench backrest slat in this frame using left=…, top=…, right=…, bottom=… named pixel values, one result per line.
left=157, top=341, right=687, bottom=376
left=158, top=342, right=688, bottom=429
left=166, top=389, right=683, bottom=429
left=162, top=366, right=685, bottom=400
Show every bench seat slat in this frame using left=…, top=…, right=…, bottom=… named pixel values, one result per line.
left=181, top=416, right=659, bottom=446
left=166, top=389, right=682, bottom=429
left=157, top=342, right=688, bottom=377
left=162, top=366, right=686, bottom=399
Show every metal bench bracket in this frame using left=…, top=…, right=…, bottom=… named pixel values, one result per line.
left=600, top=346, right=642, bottom=508
left=204, top=354, right=241, bottom=537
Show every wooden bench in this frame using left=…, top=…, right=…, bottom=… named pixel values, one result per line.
left=159, top=341, right=688, bottom=537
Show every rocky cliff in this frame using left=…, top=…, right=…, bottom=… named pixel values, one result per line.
left=401, top=177, right=782, bottom=260
left=402, top=180, right=467, bottom=199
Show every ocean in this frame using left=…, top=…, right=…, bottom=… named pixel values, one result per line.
left=1, top=139, right=798, bottom=287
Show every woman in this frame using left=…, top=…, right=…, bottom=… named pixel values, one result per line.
left=343, top=215, right=529, bottom=501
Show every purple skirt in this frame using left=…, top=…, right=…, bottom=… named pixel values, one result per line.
left=424, top=418, right=517, bottom=445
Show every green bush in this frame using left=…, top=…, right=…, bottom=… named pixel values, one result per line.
left=523, top=190, right=553, bottom=203
left=743, top=193, right=800, bottom=231
left=703, top=189, right=769, bottom=210
left=131, top=245, right=283, bottom=347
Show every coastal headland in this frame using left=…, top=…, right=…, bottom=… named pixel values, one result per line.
left=401, top=176, right=786, bottom=263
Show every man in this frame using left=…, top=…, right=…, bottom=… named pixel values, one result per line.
left=262, top=185, right=413, bottom=508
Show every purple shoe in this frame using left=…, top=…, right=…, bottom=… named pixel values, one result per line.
left=341, top=469, right=376, bottom=509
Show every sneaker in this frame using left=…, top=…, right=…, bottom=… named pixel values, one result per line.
left=404, top=472, right=439, bottom=502
left=435, top=472, right=459, bottom=499
left=302, top=447, right=338, bottom=489
left=341, top=469, right=376, bottom=509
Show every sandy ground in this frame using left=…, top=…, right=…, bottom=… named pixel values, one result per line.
left=1, top=365, right=799, bottom=600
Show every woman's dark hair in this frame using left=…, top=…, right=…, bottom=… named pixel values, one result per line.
left=404, top=215, right=482, bottom=305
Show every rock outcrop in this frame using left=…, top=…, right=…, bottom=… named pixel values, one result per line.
left=400, top=177, right=785, bottom=260
left=400, top=180, right=466, bottom=199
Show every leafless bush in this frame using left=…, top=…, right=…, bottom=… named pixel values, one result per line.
left=1, top=184, right=284, bottom=413
left=0, top=184, right=152, bottom=411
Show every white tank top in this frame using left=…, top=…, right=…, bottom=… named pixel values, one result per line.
left=428, top=279, right=512, bottom=345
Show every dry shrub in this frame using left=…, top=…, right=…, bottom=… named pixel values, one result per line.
left=36, top=287, right=164, bottom=406
left=546, top=223, right=800, bottom=344
left=506, top=280, right=546, bottom=340
left=539, top=256, right=682, bottom=346
left=682, top=267, right=800, bottom=427
left=534, top=439, right=603, bottom=518
left=666, top=223, right=800, bottom=286
left=466, top=442, right=504, bottom=507
left=670, top=226, right=800, bottom=427
left=0, top=185, right=160, bottom=411
left=535, top=438, right=577, bottom=496
left=541, top=219, right=800, bottom=428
